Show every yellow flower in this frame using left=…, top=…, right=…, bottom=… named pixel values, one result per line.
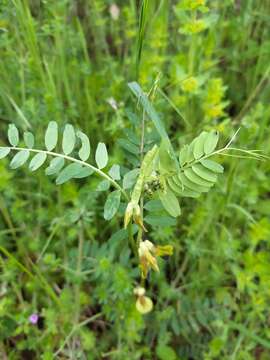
left=136, top=296, right=153, bottom=314
left=181, top=77, right=198, bottom=93
left=138, top=240, right=159, bottom=278
left=155, top=244, right=174, bottom=257
left=134, top=287, right=153, bottom=314
left=182, top=19, right=206, bottom=34
left=205, top=104, right=224, bottom=119
left=138, top=240, right=173, bottom=278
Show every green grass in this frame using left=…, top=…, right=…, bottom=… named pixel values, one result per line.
left=0, top=0, right=270, bottom=359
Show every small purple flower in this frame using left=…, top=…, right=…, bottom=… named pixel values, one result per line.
left=29, top=313, right=39, bottom=325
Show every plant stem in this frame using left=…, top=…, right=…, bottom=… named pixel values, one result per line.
left=180, top=146, right=264, bottom=173
left=128, top=223, right=137, bottom=258
left=0, top=146, right=129, bottom=200
left=37, top=221, right=61, bottom=263
left=74, top=221, right=84, bottom=324
left=54, top=313, right=102, bottom=357
left=0, top=245, right=34, bottom=280
left=70, top=220, right=85, bottom=352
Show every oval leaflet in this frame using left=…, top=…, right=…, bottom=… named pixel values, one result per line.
left=95, top=142, right=108, bottom=169
left=45, top=121, right=58, bottom=151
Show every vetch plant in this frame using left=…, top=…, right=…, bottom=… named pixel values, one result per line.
left=0, top=82, right=265, bottom=314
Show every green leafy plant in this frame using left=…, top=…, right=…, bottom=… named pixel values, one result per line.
left=1, top=0, right=270, bottom=358
left=0, top=82, right=265, bottom=316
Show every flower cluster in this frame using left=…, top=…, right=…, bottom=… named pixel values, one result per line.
left=138, top=240, right=173, bottom=278
left=203, top=78, right=228, bottom=120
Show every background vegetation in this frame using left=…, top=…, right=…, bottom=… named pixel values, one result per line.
left=0, top=0, right=270, bottom=359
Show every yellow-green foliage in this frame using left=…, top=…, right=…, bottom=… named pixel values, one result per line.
left=0, top=1, right=270, bottom=359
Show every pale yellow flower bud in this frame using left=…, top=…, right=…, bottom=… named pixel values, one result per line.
left=136, top=295, right=153, bottom=314
left=133, top=286, right=145, bottom=297
left=155, top=245, right=173, bottom=257
left=124, top=202, right=147, bottom=231
left=124, top=201, right=135, bottom=228
left=138, top=240, right=159, bottom=278
left=138, top=240, right=173, bottom=278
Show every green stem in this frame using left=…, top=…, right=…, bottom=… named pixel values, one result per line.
left=53, top=313, right=102, bottom=357
left=0, top=146, right=129, bottom=200
left=74, top=221, right=84, bottom=324
left=37, top=221, right=61, bottom=263
left=0, top=245, right=34, bottom=280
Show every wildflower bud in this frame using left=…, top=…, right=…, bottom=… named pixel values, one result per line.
left=124, top=201, right=135, bottom=229
left=134, top=286, right=153, bottom=314
left=136, top=295, right=153, bottom=314
left=133, top=286, right=145, bottom=297
left=138, top=240, right=173, bottom=278
left=138, top=240, right=159, bottom=278
left=124, top=202, right=147, bottom=231
left=143, top=240, right=155, bottom=251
